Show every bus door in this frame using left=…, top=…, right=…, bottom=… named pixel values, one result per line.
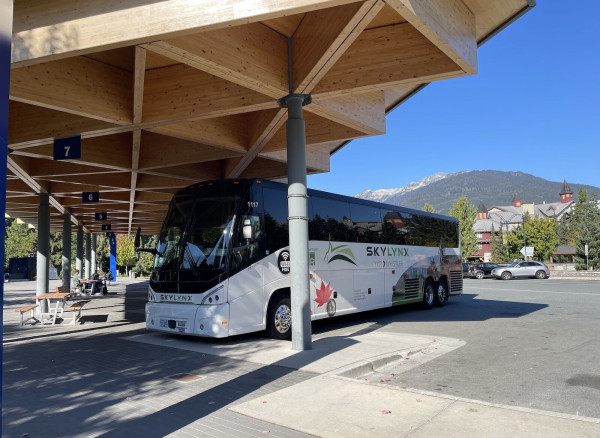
left=228, top=191, right=265, bottom=334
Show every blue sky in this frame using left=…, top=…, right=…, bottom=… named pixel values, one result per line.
left=309, top=1, right=600, bottom=196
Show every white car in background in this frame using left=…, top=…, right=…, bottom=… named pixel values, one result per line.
left=492, top=261, right=550, bottom=280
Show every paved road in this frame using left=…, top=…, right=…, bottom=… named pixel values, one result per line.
left=325, top=278, right=600, bottom=419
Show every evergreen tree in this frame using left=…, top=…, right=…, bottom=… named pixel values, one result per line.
left=490, top=224, right=508, bottom=263
left=49, top=232, right=63, bottom=271
left=572, top=191, right=600, bottom=270
left=555, top=217, right=575, bottom=246
left=423, top=203, right=435, bottom=213
left=449, top=196, right=477, bottom=261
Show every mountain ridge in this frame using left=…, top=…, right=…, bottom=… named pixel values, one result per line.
left=354, top=170, right=600, bottom=215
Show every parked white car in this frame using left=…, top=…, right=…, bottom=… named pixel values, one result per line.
left=492, top=261, right=550, bottom=280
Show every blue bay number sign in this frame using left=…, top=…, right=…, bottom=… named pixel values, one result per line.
left=53, top=135, right=81, bottom=160
left=95, top=212, right=107, bottom=221
left=101, top=224, right=111, bottom=231
left=82, top=191, right=99, bottom=203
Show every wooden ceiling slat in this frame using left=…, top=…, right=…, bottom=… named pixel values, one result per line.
left=10, top=57, right=133, bottom=124
left=387, top=0, right=477, bottom=74
left=293, top=0, right=384, bottom=93
left=12, top=0, right=353, bottom=66
left=143, top=64, right=277, bottom=124
left=312, top=23, right=464, bottom=97
left=146, top=22, right=288, bottom=98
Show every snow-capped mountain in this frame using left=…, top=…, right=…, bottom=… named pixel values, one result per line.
left=355, top=172, right=457, bottom=203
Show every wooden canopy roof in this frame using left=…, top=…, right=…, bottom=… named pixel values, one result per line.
left=6, top=0, right=533, bottom=235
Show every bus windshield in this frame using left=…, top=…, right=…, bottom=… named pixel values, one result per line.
left=154, top=196, right=194, bottom=270
left=180, top=198, right=237, bottom=271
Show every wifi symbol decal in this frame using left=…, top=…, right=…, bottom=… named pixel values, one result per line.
left=278, top=250, right=291, bottom=274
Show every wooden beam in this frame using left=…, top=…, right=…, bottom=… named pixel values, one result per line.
left=129, top=46, right=146, bottom=234
left=144, top=22, right=288, bottom=98
left=293, top=0, right=385, bottom=93
left=48, top=182, right=130, bottom=195
left=135, top=191, right=174, bottom=203
left=308, top=91, right=386, bottom=135
left=11, top=133, right=133, bottom=171
left=238, top=157, right=289, bottom=180
left=39, top=172, right=132, bottom=189
left=12, top=0, right=356, bottom=66
left=28, top=159, right=118, bottom=178
left=226, top=108, right=287, bottom=178
left=386, top=0, right=477, bottom=74
left=148, top=116, right=248, bottom=153
left=10, top=57, right=133, bottom=124
left=136, top=174, right=194, bottom=190
left=138, top=131, right=243, bottom=170
left=260, top=144, right=330, bottom=172
left=143, top=64, right=277, bottom=124
left=312, top=22, right=464, bottom=97
left=262, top=111, right=366, bottom=152
left=8, top=101, right=115, bottom=148
left=139, top=163, right=222, bottom=181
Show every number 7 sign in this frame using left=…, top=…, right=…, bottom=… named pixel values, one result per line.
left=53, top=135, right=81, bottom=160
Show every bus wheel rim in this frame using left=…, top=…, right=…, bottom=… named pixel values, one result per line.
left=274, top=304, right=291, bottom=333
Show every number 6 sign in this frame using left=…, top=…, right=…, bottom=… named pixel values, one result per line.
left=82, top=191, right=100, bottom=203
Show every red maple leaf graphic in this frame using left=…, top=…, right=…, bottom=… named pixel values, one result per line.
left=314, top=281, right=334, bottom=307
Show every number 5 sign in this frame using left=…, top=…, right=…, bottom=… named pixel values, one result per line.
left=53, top=135, right=81, bottom=160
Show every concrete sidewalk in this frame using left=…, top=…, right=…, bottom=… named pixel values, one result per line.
left=3, top=279, right=599, bottom=437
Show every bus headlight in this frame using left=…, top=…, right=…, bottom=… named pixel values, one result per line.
left=201, top=285, right=226, bottom=305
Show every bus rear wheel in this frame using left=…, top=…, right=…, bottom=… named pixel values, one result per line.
left=435, top=279, right=448, bottom=307
left=423, top=280, right=435, bottom=309
left=267, top=294, right=292, bottom=340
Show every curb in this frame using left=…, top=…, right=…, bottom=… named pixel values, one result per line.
left=332, top=342, right=434, bottom=379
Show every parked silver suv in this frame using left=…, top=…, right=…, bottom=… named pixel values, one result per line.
left=491, top=261, right=550, bottom=280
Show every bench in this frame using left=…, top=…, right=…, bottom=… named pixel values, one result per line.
left=15, top=304, right=40, bottom=326
left=64, top=300, right=90, bottom=325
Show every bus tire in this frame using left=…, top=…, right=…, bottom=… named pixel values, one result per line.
left=435, top=279, right=448, bottom=307
left=423, top=280, right=435, bottom=309
left=267, top=294, right=292, bottom=340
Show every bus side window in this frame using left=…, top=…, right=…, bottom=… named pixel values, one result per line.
left=310, top=197, right=353, bottom=242
left=263, top=188, right=288, bottom=253
left=231, top=215, right=262, bottom=271
left=350, top=204, right=382, bottom=243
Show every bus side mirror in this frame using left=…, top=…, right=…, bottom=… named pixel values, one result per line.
left=243, top=219, right=254, bottom=242
left=134, top=227, right=141, bottom=248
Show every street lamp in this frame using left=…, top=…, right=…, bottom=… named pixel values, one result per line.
left=522, top=215, right=527, bottom=260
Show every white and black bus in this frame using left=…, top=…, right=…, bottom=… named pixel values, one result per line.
left=145, top=179, right=462, bottom=339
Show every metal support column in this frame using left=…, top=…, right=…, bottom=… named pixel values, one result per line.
left=109, top=233, right=117, bottom=283
left=1, top=0, right=14, bottom=422
left=36, top=193, right=50, bottom=312
left=84, top=233, right=91, bottom=279
left=62, top=212, right=71, bottom=290
left=279, top=93, right=312, bottom=351
left=91, top=234, right=97, bottom=274
left=76, top=225, right=83, bottom=274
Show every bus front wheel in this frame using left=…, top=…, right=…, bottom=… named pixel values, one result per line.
left=423, top=280, right=435, bottom=309
left=267, top=294, right=292, bottom=340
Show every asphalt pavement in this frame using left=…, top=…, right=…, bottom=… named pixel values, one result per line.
left=2, top=277, right=599, bottom=437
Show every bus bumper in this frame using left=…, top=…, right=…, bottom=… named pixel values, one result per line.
left=145, top=302, right=230, bottom=337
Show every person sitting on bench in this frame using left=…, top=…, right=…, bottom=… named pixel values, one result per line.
left=71, top=269, right=82, bottom=293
